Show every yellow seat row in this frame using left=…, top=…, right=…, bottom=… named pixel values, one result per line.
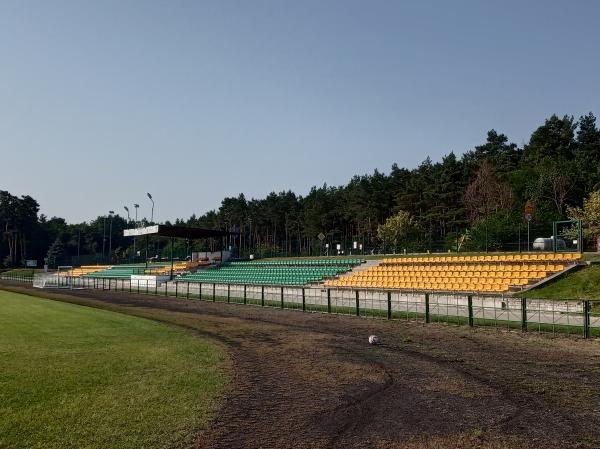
left=146, top=262, right=190, bottom=275
left=351, top=271, right=548, bottom=279
left=60, top=265, right=111, bottom=277
left=324, top=279, right=512, bottom=293
left=334, top=276, right=531, bottom=285
left=383, top=253, right=580, bottom=264
left=371, top=264, right=563, bottom=273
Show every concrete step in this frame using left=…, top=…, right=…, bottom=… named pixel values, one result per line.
left=337, top=259, right=381, bottom=277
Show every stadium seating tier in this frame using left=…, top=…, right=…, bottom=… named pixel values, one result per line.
left=324, top=253, right=581, bottom=293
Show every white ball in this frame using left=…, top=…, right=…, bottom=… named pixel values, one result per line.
left=368, top=335, right=380, bottom=345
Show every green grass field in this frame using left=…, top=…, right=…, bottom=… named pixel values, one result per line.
left=0, top=290, right=226, bottom=449
left=519, top=264, right=600, bottom=300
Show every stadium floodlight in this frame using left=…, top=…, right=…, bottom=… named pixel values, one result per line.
left=133, top=204, right=140, bottom=262
left=102, top=215, right=106, bottom=263
left=146, top=193, right=154, bottom=223
left=108, top=211, right=114, bottom=262
left=145, top=193, right=154, bottom=268
left=123, top=206, right=130, bottom=222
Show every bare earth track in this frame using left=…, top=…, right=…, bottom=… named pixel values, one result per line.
left=2, top=281, right=600, bottom=449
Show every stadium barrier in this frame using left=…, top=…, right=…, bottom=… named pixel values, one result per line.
left=1, top=275, right=598, bottom=339
left=0, top=272, right=34, bottom=284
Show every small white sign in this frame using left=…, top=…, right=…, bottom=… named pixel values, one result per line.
left=25, top=260, right=37, bottom=267
left=336, top=244, right=341, bottom=250
left=123, top=225, right=160, bottom=237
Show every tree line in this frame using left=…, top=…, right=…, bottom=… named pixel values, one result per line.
left=2, top=112, right=600, bottom=267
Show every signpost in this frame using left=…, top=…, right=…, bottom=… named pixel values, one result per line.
left=524, top=200, right=535, bottom=251
left=318, top=233, right=326, bottom=256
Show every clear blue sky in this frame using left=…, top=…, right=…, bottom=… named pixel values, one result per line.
left=1, top=1, right=598, bottom=223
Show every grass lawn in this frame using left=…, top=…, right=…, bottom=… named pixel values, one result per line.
left=518, top=264, right=600, bottom=300
left=0, top=290, right=226, bottom=449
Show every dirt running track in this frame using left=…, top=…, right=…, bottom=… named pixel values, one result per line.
left=2, top=282, right=600, bottom=449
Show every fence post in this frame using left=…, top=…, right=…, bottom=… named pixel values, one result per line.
left=355, top=290, right=360, bottom=316
left=425, top=293, right=430, bottom=323
left=521, top=297, right=528, bottom=332
left=327, top=288, right=331, bottom=314
left=137, top=279, right=140, bottom=295
left=199, top=282, right=202, bottom=300
left=227, top=284, right=230, bottom=303
left=165, top=281, right=168, bottom=296
left=243, top=285, right=247, bottom=305
left=302, top=287, right=306, bottom=312
left=187, top=282, right=190, bottom=300
left=387, top=291, right=392, bottom=320
left=261, top=285, right=265, bottom=307
left=155, top=281, right=158, bottom=296
left=583, top=300, right=590, bottom=339
left=175, top=282, right=178, bottom=298
left=468, top=295, right=474, bottom=327
left=213, top=283, right=216, bottom=301
left=280, top=286, right=284, bottom=309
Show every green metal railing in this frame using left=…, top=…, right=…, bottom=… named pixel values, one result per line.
left=2, top=275, right=598, bottom=338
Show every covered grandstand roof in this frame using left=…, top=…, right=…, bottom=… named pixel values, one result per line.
left=123, top=224, right=236, bottom=239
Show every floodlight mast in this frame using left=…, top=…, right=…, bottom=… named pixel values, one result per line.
left=102, top=215, right=106, bottom=263
left=145, top=193, right=154, bottom=268
left=133, top=204, right=140, bottom=263
left=108, top=211, right=115, bottom=262
left=147, top=193, right=154, bottom=223
left=124, top=206, right=131, bottom=262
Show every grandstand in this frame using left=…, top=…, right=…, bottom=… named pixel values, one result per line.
left=176, top=259, right=365, bottom=286
left=324, top=253, right=582, bottom=293
left=61, top=253, right=582, bottom=295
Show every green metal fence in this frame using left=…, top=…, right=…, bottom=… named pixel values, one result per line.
left=2, top=275, right=598, bottom=338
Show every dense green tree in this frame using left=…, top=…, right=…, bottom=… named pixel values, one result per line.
left=46, top=237, right=65, bottom=268
left=1, top=111, right=598, bottom=262
left=523, top=114, right=576, bottom=165
left=377, top=211, right=418, bottom=253
left=574, top=112, right=600, bottom=195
